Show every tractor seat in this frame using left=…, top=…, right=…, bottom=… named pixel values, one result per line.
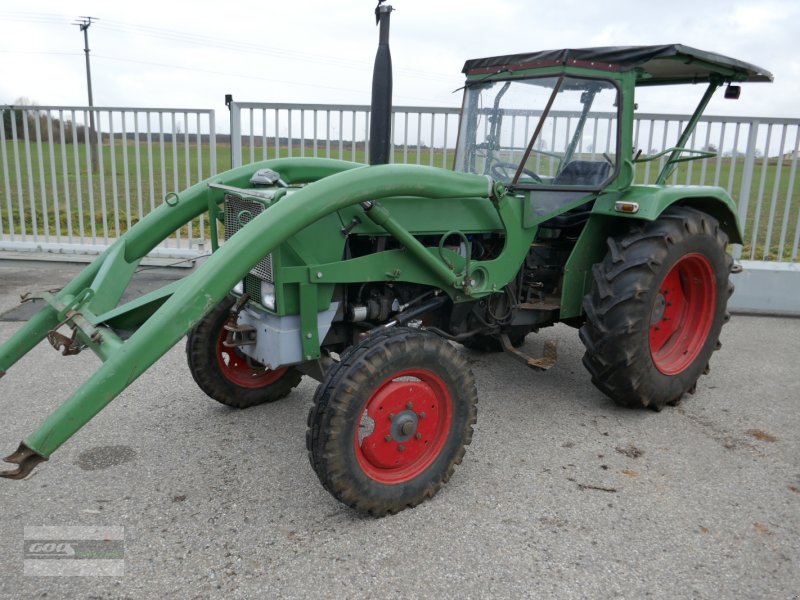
left=552, top=160, right=611, bottom=186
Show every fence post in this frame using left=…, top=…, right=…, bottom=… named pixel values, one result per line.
left=209, top=111, right=217, bottom=176
left=733, top=119, right=760, bottom=260
left=227, top=96, right=242, bottom=169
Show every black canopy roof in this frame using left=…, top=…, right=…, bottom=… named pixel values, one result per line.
left=462, top=44, right=773, bottom=85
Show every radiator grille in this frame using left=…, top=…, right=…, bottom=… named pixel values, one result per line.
left=223, top=193, right=274, bottom=282
left=244, top=274, right=262, bottom=302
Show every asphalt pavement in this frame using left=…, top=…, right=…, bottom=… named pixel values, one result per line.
left=0, top=259, right=798, bottom=599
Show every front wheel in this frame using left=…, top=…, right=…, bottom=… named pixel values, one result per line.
left=580, top=206, right=733, bottom=410
left=306, top=328, right=478, bottom=515
left=186, top=295, right=302, bottom=408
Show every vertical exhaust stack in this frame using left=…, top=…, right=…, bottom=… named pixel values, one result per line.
left=369, top=1, right=393, bottom=165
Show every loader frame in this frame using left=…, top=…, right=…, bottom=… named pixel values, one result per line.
left=0, top=159, right=540, bottom=476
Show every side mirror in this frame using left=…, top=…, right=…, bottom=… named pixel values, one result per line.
left=725, top=85, right=741, bottom=100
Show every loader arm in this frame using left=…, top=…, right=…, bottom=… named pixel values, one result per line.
left=0, top=159, right=512, bottom=479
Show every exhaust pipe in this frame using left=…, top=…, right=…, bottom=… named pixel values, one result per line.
left=369, top=1, right=393, bottom=165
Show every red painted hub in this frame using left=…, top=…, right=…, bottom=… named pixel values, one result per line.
left=215, top=328, right=287, bottom=388
left=649, top=253, right=716, bottom=375
left=355, top=369, right=453, bottom=484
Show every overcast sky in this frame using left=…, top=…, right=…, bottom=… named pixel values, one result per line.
left=1, top=0, right=798, bottom=123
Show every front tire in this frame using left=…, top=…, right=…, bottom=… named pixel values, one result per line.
left=580, top=206, right=733, bottom=410
left=306, top=328, right=478, bottom=515
left=186, top=295, right=302, bottom=408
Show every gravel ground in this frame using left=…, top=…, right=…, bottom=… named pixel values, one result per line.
left=0, top=259, right=798, bottom=599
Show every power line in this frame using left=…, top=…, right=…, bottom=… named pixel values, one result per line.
left=101, top=18, right=446, bottom=78
left=0, top=11, right=72, bottom=24
left=89, top=54, right=450, bottom=104
left=0, top=11, right=453, bottom=83
left=0, top=49, right=453, bottom=104
left=96, top=20, right=451, bottom=83
left=0, top=10, right=460, bottom=104
left=0, top=50, right=82, bottom=57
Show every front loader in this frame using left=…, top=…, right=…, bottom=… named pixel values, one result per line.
left=0, top=4, right=772, bottom=514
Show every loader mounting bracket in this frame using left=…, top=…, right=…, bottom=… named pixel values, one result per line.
left=0, top=442, right=47, bottom=480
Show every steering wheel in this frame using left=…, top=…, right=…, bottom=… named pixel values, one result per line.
left=490, top=161, right=542, bottom=183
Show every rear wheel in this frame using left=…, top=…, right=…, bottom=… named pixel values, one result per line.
left=186, top=295, right=302, bottom=408
left=580, top=206, right=733, bottom=410
left=306, top=328, right=477, bottom=515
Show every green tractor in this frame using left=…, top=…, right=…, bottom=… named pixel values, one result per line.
left=0, top=5, right=772, bottom=515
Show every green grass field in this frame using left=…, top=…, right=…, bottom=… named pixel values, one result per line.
left=1, top=139, right=797, bottom=260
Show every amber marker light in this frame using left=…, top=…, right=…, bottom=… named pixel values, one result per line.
left=614, top=201, right=640, bottom=213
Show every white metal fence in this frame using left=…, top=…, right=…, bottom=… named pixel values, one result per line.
left=631, top=114, right=800, bottom=264
left=1, top=102, right=798, bottom=270
left=229, top=101, right=800, bottom=266
left=0, top=105, right=217, bottom=258
left=228, top=101, right=461, bottom=170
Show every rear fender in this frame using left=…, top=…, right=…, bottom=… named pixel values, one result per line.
left=591, top=185, right=742, bottom=244
left=560, top=185, right=742, bottom=319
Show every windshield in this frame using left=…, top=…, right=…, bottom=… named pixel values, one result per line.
left=454, top=76, right=620, bottom=188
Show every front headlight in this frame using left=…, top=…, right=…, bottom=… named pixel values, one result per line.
left=260, top=281, right=276, bottom=310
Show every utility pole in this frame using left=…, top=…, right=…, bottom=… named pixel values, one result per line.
left=74, top=16, right=98, bottom=172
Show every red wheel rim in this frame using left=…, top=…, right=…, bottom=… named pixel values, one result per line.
left=355, top=369, right=453, bottom=484
left=215, top=329, right=287, bottom=388
left=649, top=253, right=716, bottom=375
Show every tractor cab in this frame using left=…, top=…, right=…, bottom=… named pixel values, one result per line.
left=454, top=45, right=772, bottom=193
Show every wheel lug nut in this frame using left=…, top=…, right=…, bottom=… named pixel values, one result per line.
left=384, top=435, right=392, bottom=442
left=406, top=401, right=413, bottom=409
left=388, top=413, right=395, bottom=420
left=415, top=433, right=422, bottom=439
left=419, top=412, right=426, bottom=419
left=398, top=445, right=405, bottom=452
